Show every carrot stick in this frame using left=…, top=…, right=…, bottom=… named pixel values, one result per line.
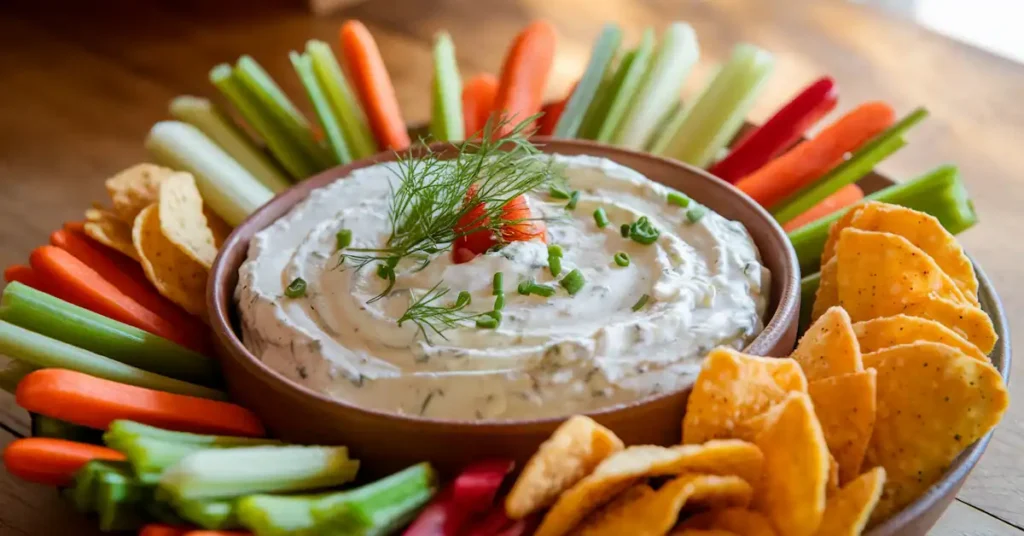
left=3, top=437, right=125, bottom=486
left=3, top=264, right=52, bottom=294
left=50, top=229, right=207, bottom=338
left=782, top=184, right=864, bottom=232
left=16, top=369, right=266, bottom=437
left=735, top=102, right=895, bottom=209
left=28, top=246, right=201, bottom=353
left=339, top=20, right=410, bottom=151
left=492, top=21, right=557, bottom=136
left=461, top=74, right=499, bottom=137
left=64, top=221, right=86, bottom=234
left=139, top=525, right=191, bottom=536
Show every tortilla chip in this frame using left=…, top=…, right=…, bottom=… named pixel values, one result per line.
left=672, top=531, right=739, bottom=536
left=821, top=204, right=866, bottom=266
left=862, top=342, right=1008, bottom=522
left=575, top=483, right=655, bottom=536
left=811, top=257, right=839, bottom=322
left=823, top=202, right=979, bottom=306
left=505, top=415, right=624, bottom=519
left=752, top=392, right=829, bottom=536
left=158, top=173, right=221, bottom=270
left=814, top=467, right=886, bottom=535
left=132, top=204, right=208, bottom=316
left=683, top=348, right=807, bottom=444
left=535, top=442, right=762, bottom=536
left=889, top=296, right=996, bottom=354
left=853, top=315, right=988, bottom=362
left=577, top=474, right=752, bottom=536
left=826, top=453, right=840, bottom=496
left=83, top=208, right=140, bottom=261
left=807, top=370, right=877, bottom=486
left=790, top=306, right=862, bottom=381
left=679, top=508, right=777, bottom=536
left=204, top=207, right=233, bottom=249
left=106, top=163, right=176, bottom=223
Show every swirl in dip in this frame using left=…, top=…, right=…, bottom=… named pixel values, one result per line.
left=236, top=154, right=769, bottom=421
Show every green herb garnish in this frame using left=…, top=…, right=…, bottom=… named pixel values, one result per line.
left=593, top=207, right=610, bottom=228
left=686, top=205, right=708, bottom=223
left=620, top=223, right=630, bottom=238
left=549, top=185, right=571, bottom=199
left=397, top=283, right=483, bottom=340
left=566, top=190, right=581, bottom=210
left=517, top=279, right=533, bottom=295
left=494, top=294, right=505, bottom=311
left=560, top=269, right=585, bottom=295
left=547, top=244, right=564, bottom=277
left=285, top=278, right=307, bottom=298
left=475, top=312, right=500, bottom=329
left=667, top=191, right=691, bottom=208
left=632, top=293, right=650, bottom=311
left=492, top=272, right=504, bottom=295
left=626, top=216, right=661, bottom=245
left=336, top=229, right=353, bottom=250
left=614, top=252, right=630, bottom=267
left=527, top=284, right=556, bottom=298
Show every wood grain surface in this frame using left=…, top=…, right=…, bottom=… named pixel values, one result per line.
left=1, top=0, right=1022, bottom=533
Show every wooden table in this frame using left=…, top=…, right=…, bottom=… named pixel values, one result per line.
left=1, top=0, right=1021, bottom=533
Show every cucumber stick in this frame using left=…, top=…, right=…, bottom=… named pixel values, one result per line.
left=554, top=23, right=622, bottom=138
left=615, top=22, right=700, bottom=149
left=291, top=51, right=352, bottom=165
left=661, top=43, right=775, bottom=167
left=430, top=32, right=465, bottom=142
left=307, top=40, right=378, bottom=159
left=595, top=28, right=656, bottom=142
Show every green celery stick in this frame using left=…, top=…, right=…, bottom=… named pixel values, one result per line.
left=662, top=43, right=775, bottom=167
left=159, top=445, right=358, bottom=501
left=554, top=23, right=622, bottom=138
left=95, top=463, right=148, bottom=532
left=169, top=96, right=291, bottom=193
left=32, top=414, right=104, bottom=444
left=116, top=437, right=208, bottom=484
left=0, top=359, right=34, bottom=393
left=71, top=460, right=108, bottom=513
left=0, top=282, right=220, bottom=386
left=595, top=28, right=655, bottom=142
left=236, top=494, right=322, bottom=536
left=577, top=50, right=630, bottom=140
left=106, top=420, right=282, bottom=447
left=772, top=108, right=929, bottom=223
left=429, top=32, right=465, bottom=142
left=177, top=499, right=240, bottom=529
left=146, top=121, right=274, bottom=226
left=145, top=498, right=188, bottom=526
left=0, top=320, right=226, bottom=400
left=210, top=64, right=312, bottom=180
left=312, top=462, right=436, bottom=533
left=789, top=165, right=976, bottom=273
left=614, top=22, right=700, bottom=149
left=291, top=51, right=351, bottom=165
left=648, top=64, right=725, bottom=154
left=307, top=40, right=378, bottom=159
left=234, top=56, right=333, bottom=172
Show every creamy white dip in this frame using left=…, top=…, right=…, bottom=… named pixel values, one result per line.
left=236, top=155, right=769, bottom=421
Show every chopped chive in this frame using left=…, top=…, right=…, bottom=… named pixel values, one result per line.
left=549, top=185, right=571, bottom=199
left=686, top=205, right=708, bottom=223
left=560, top=269, right=585, bottom=296
left=527, top=284, right=556, bottom=298
left=667, top=191, right=691, bottom=208
left=454, top=291, right=471, bottom=309
left=492, top=272, right=504, bottom=295
left=547, top=244, right=564, bottom=258
left=548, top=256, right=562, bottom=278
left=335, top=229, right=352, bottom=250
left=376, top=264, right=392, bottom=280
left=627, top=216, right=661, bottom=245
left=614, top=252, right=630, bottom=267
left=566, top=191, right=581, bottom=210
left=632, top=293, right=651, bottom=311
left=285, top=278, right=307, bottom=298
left=620, top=223, right=631, bottom=238
left=593, top=207, right=610, bottom=228
left=475, top=315, right=499, bottom=329
left=517, top=280, right=533, bottom=296
left=494, top=294, right=505, bottom=311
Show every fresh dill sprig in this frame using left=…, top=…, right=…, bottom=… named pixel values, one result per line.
left=397, top=282, right=485, bottom=341
left=344, top=115, right=562, bottom=300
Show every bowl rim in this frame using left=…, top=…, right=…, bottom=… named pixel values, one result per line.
left=208, top=137, right=801, bottom=428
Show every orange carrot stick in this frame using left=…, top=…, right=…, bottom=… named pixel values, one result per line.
left=339, top=20, right=410, bottom=151
left=782, top=184, right=864, bottom=232
left=63, top=221, right=86, bottom=234
left=492, top=21, right=557, bottom=136
left=3, top=264, right=52, bottom=294
left=3, top=437, right=125, bottom=486
left=50, top=229, right=208, bottom=341
left=735, top=102, right=895, bottom=209
left=28, top=246, right=200, bottom=352
left=139, top=525, right=191, bottom=536
left=462, top=73, right=499, bottom=137
left=16, top=369, right=266, bottom=437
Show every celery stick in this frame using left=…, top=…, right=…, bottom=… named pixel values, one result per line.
left=614, top=22, right=700, bottom=149
left=234, top=56, right=333, bottom=172
left=0, top=282, right=219, bottom=386
left=578, top=51, right=630, bottom=140
left=146, top=121, right=274, bottom=226
left=95, top=463, right=148, bottom=532
left=177, top=499, right=239, bottom=529
left=116, top=437, right=208, bottom=484
left=237, top=494, right=321, bottom=536
left=312, top=462, right=436, bottom=533
left=647, top=101, right=687, bottom=154
left=429, top=32, right=465, bottom=142
left=554, top=24, right=622, bottom=138
left=0, top=358, right=33, bottom=393
left=210, top=64, right=312, bottom=181
left=595, top=28, right=655, bottom=142
left=169, top=96, right=291, bottom=193
left=32, top=414, right=104, bottom=444
left=662, top=43, right=775, bottom=167
left=106, top=420, right=282, bottom=447
left=291, top=51, right=351, bottom=165
left=71, top=460, right=107, bottom=513
left=307, top=40, right=378, bottom=159
left=789, top=165, right=976, bottom=273
left=159, top=445, right=358, bottom=501
left=0, top=320, right=226, bottom=400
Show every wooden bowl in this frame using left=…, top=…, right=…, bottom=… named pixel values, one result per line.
left=207, top=138, right=800, bottom=476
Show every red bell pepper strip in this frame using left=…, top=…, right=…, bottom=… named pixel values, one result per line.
left=710, top=76, right=838, bottom=183
left=463, top=506, right=535, bottom=536
left=452, top=459, right=515, bottom=513
left=402, top=486, right=459, bottom=536
left=536, top=81, right=577, bottom=137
